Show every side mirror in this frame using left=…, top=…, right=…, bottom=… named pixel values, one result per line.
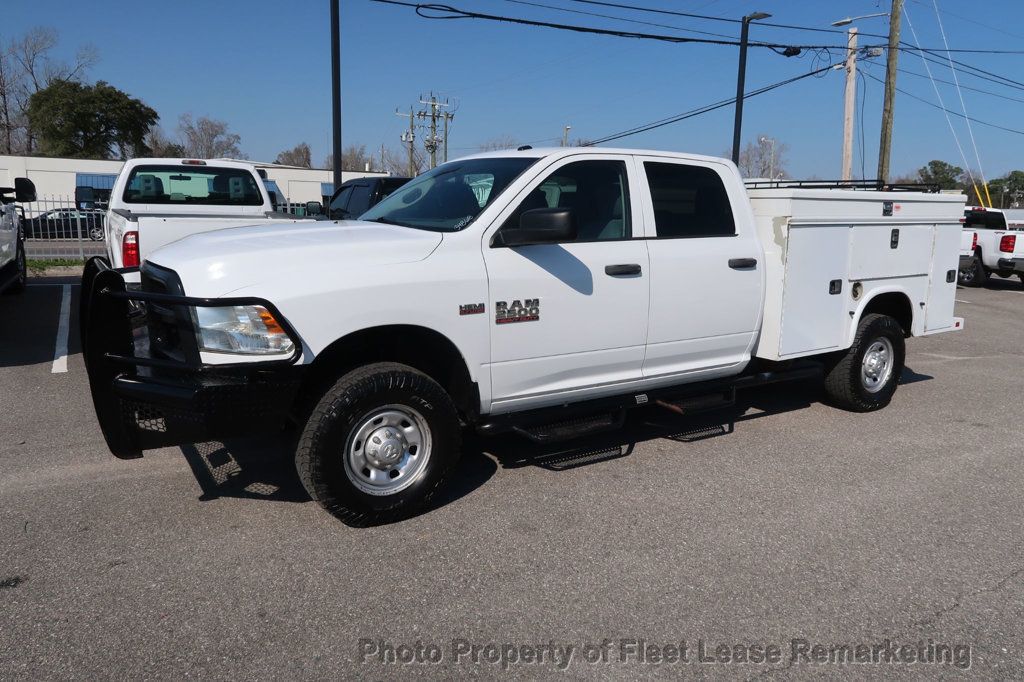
left=305, top=201, right=323, bottom=216
left=16, top=177, right=37, bottom=203
left=499, top=207, right=577, bottom=247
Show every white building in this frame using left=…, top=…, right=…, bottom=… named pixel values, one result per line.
left=0, top=155, right=386, bottom=204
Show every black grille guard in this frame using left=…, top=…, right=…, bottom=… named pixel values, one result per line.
left=81, top=256, right=304, bottom=460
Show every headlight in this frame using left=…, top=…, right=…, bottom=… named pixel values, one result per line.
left=192, top=305, right=295, bottom=355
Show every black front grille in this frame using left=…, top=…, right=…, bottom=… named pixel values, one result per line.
left=141, top=264, right=198, bottom=364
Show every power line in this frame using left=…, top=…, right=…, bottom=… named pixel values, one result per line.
left=565, top=0, right=893, bottom=39
left=862, top=71, right=1024, bottom=137
left=374, top=1, right=1024, bottom=55
left=371, top=1, right=857, bottom=50
left=895, top=66, right=1024, bottom=104
left=930, top=0, right=989, bottom=205
left=587, top=63, right=837, bottom=145
left=501, top=0, right=736, bottom=39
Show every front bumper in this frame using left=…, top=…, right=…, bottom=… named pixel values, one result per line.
left=81, top=257, right=303, bottom=459
left=997, top=257, right=1024, bottom=274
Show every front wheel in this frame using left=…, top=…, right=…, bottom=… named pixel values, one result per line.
left=4, top=240, right=26, bottom=295
left=295, top=362, right=462, bottom=525
left=824, top=313, right=905, bottom=412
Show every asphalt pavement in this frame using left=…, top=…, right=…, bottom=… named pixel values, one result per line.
left=1, top=275, right=1023, bottom=679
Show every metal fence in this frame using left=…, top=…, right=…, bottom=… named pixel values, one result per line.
left=21, top=196, right=317, bottom=261
left=21, top=195, right=106, bottom=260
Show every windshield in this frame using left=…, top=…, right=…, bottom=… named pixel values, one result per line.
left=359, top=157, right=538, bottom=231
left=122, top=165, right=264, bottom=206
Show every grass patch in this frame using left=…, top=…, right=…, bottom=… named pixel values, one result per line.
left=27, top=258, right=85, bottom=274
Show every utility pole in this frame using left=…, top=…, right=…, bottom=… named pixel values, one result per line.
left=329, top=0, right=342, bottom=189
left=396, top=107, right=416, bottom=177
left=416, top=93, right=450, bottom=169
left=562, top=125, right=572, bottom=147
left=732, top=12, right=771, bottom=165
left=841, top=27, right=858, bottom=181
left=877, top=0, right=903, bottom=183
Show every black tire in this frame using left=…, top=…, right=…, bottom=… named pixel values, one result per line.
left=824, top=313, right=905, bottom=412
left=959, top=256, right=986, bottom=287
left=296, top=362, right=462, bottom=525
left=4, top=240, right=26, bottom=295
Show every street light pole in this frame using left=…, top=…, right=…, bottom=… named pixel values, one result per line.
left=732, top=12, right=771, bottom=165
left=330, top=0, right=342, bottom=189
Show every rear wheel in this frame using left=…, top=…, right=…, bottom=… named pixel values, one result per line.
left=824, top=313, right=905, bottom=412
left=295, top=362, right=462, bottom=525
left=88, top=225, right=104, bottom=241
left=960, top=256, right=986, bottom=287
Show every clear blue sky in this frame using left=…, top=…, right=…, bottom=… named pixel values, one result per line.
left=4, top=0, right=1024, bottom=179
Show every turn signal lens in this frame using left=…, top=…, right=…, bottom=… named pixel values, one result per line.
left=122, top=231, right=139, bottom=268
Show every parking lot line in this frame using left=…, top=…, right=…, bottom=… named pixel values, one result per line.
left=51, top=284, right=71, bottom=374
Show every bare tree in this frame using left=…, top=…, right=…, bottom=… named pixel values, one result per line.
left=727, top=135, right=789, bottom=179
left=276, top=142, right=312, bottom=168
left=0, top=27, right=97, bottom=154
left=324, top=144, right=378, bottom=172
left=380, top=145, right=426, bottom=176
left=144, top=126, right=185, bottom=157
left=178, top=114, right=243, bottom=159
left=477, top=135, right=520, bottom=152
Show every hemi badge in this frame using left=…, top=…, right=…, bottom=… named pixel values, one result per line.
left=460, top=303, right=485, bottom=316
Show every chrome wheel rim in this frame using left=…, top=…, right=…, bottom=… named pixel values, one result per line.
left=89, top=227, right=104, bottom=241
left=861, top=337, right=894, bottom=393
left=343, top=404, right=431, bottom=495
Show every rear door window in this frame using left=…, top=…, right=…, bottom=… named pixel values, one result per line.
left=644, top=161, right=736, bottom=238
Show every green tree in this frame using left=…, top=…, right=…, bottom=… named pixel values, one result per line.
left=916, top=160, right=963, bottom=189
left=27, top=79, right=157, bottom=159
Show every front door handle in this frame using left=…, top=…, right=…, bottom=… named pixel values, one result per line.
left=605, top=263, right=642, bottom=277
left=728, top=258, right=758, bottom=270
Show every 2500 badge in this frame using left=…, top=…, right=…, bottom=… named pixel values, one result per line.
left=495, top=299, right=540, bottom=324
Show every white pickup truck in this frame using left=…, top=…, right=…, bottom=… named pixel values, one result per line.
left=87, top=158, right=311, bottom=273
left=959, top=206, right=1024, bottom=287
left=0, top=177, right=36, bottom=295
left=81, top=148, right=964, bottom=525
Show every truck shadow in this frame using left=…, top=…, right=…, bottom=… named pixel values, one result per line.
left=178, top=433, right=500, bottom=514
left=177, top=371, right=930, bottom=520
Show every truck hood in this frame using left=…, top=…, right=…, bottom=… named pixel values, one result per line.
left=147, top=219, right=443, bottom=297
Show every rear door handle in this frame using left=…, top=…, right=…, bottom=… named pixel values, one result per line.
left=728, top=258, right=757, bottom=269
left=605, top=263, right=642, bottom=277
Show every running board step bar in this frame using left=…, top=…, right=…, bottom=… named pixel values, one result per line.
left=655, top=388, right=736, bottom=416
left=511, top=410, right=626, bottom=443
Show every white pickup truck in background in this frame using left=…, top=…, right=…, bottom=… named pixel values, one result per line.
left=82, top=147, right=965, bottom=525
left=82, top=158, right=314, bottom=273
left=959, top=206, right=1024, bottom=287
